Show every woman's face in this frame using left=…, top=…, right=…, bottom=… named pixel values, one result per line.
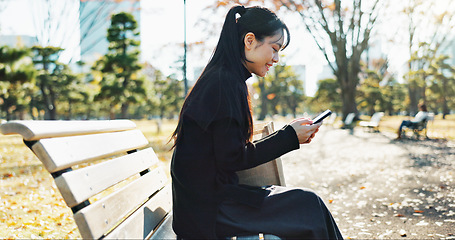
left=243, top=31, right=284, bottom=77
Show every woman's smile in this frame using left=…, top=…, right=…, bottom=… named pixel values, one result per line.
left=244, top=32, right=284, bottom=77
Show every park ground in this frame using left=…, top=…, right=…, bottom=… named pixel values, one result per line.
left=0, top=116, right=454, bottom=239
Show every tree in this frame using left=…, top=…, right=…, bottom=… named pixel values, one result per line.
left=158, top=74, right=184, bottom=119
left=399, top=0, right=455, bottom=114
left=253, top=63, right=305, bottom=119
left=426, top=55, right=455, bottom=119
left=357, top=69, right=382, bottom=116
left=276, top=64, right=305, bottom=118
left=379, top=76, right=407, bottom=116
left=52, top=64, right=89, bottom=120
left=274, top=0, right=383, bottom=120
left=310, top=78, right=342, bottom=114
left=0, top=46, right=36, bottom=120
left=31, top=46, right=64, bottom=120
left=93, top=12, right=145, bottom=119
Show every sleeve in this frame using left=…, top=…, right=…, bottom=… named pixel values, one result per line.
left=412, top=112, right=428, bottom=123
left=211, top=118, right=300, bottom=172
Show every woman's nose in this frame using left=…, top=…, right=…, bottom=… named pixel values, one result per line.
left=272, top=53, right=279, bottom=63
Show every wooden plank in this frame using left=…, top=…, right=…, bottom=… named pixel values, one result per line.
left=73, top=168, right=169, bottom=239
left=0, top=120, right=136, bottom=141
left=31, top=129, right=148, bottom=173
left=252, top=122, right=269, bottom=136
left=147, top=213, right=176, bottom=239
left=55, top=148, right=159, bottom=207
left=237, top=122, right=286, bottom=187
left=103, top=185, right=172, bottom=239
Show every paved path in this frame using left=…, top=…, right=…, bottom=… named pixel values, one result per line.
left=279, top=125, right=455, bottom=239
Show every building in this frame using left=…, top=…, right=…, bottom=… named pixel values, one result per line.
left=79, top=0, right=141, bottom=67
left=0, top=35, right=37, bottom=48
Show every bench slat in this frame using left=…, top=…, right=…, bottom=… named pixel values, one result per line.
left=237, top=122, right=286, bottom=187
left=0, top=120, right=136, bottom=140
left=31, top=129, right=148, bottom=173
left=55, top=148, right=159, bottom=207
left=74, top=168, right=169, bottom=239
left=104, top=185, right=172, bottom=239
left=147, top=212, right=176, bottom=239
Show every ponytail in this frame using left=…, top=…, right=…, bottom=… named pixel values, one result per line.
left=205, top=5, right=248, bottom=75
left=171, top=5, right=289, bottom=148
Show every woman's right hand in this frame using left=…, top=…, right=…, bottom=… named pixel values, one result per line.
left=289, top=118, right=322, bottom=144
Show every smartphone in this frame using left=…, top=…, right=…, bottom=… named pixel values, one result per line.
left=312, top=109, right=332, bottom=124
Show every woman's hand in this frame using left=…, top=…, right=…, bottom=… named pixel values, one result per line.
left=289, top=118, right=321, bottom=144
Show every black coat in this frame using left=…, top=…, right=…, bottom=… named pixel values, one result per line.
left=171, top=66, right=300, bottom=238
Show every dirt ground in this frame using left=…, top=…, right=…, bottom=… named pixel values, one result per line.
left=278, top=124, right=455, bottom=239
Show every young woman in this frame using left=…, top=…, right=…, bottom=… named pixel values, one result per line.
left=170, top=5, right=343, bottom=239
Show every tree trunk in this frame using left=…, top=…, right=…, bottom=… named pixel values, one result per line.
left=340, top=86, right=357, bottom=120
left=408, top=83, right=419, bottom=116
left=258, top=79, right=268, bottom=120
left=67, top=99, right=73, bottom=120
left=338, top=62, right=359, bottom=121
left=121, top=102, right=129, bottom=119
left=48, top=86, right=57, bottom=120
left=442, top=78, right=448, bottom=119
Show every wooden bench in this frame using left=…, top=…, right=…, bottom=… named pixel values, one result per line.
left=359, top=112, right=384, bottom=132
left=0, top=120, right=284, bottom=239
left=402, top=113, right=435, bottom=139
left=341, top=113, right=356, bottom=133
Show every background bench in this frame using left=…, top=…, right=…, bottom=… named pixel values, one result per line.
left=359, top=112, right=384, bottom=132
left=402, top=113, right=435, bottom=139
left=0, top=120, right=284, bottom=239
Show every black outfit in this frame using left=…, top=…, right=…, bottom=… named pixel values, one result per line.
left=171, top=66, right=342, bottom=239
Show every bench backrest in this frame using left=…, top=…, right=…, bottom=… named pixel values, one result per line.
left=415, top=112, right=435, bottom=130
left=344, top=113, right=356, bottom=125
left=0, top=120, right=171, bottom=239
left=326, top=112, right=337, bottom=125
left=370, top=112, right=384, bottom=124
left=237, top=122, right=286, bottom=187
left=1, top=120, right=281, bottom=239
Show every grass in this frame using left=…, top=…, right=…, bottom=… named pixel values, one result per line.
left=0, top=116, right=454, bottom=238
left=0, top=119, right=177, bottom=239
left=364, top=114, right=455, bottom=140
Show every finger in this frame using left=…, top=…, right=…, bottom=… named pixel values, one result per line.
left=299, top=119, right=313, bottom=125
left=291, top=118, right=312, bottom=124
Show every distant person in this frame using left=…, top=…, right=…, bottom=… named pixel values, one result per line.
left=396, top=103, right=428, bottom=139
left=169, top=5, right=342, bottom=239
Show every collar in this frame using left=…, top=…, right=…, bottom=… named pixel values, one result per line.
left=241, top=64, right=252, bottom=81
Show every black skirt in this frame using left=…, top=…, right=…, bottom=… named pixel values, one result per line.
left=216, top=185, right=343, bottom=239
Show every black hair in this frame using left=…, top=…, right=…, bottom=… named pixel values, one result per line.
left=206, top=5, right=290, bottom=74
left=170, top=5, right=290, bottom=149
left=418, top=103, right=427, bottom=112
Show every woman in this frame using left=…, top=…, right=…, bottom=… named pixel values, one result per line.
left=396, top=103, right=428, bottom=139
left=170, top=5, right=342, bottom=239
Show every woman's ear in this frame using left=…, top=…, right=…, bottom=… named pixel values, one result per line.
left=244, top=32, right=256, bottom=50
